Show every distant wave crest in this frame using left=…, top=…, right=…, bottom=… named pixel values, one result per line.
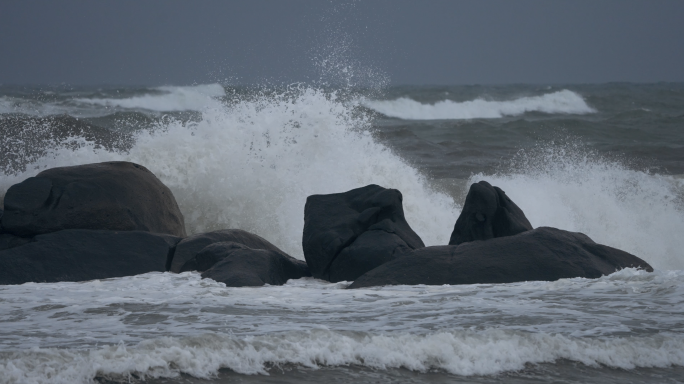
left=76, top=83, right=226, bottom=112
left=364, top=90, right=595, bottom=120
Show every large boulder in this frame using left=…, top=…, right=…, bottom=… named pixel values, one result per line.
left=0, top=229, right=181, bottom=285
left=449, top=180, right=532, bottom=245
left=170, top=229, right=289, bottom=273
left=1, top=161, right=186, bottom=237
left=303, top=184, right=425, bottom=282
left=197, top=241, right=310, bottom=287
left=0, top=233, right=31, bottom=251
left=349, top=227, right=652, bottom=289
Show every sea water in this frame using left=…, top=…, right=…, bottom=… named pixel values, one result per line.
left=1, top=83, right=683, bottom=383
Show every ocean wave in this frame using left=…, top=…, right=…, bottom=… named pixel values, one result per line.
left=1, top=86, right=683, bottom=269
left=0, top=87, right=458, bottom=257
left=363, top=90, right=595, bottom=120
left=2, top=329, right=683, bottom=384
left=472, top=143, right=684, bottom=270
left=75, top=84, right=226, bottom=112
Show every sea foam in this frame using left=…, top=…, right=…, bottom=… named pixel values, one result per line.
left=0, top=85, right=682, bottom=269
left=472, top=144, right=684, bottom=270
left=0, top=86, right=459, bottom=257
left=363, top=90, right=595, bottom=120
left=2, top=329, right=683, bottom=384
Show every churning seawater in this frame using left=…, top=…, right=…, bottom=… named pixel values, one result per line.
left=1, top=83, right=683, bottom=383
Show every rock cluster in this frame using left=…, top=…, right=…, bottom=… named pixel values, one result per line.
left=0, top=161, right=653, bottom=288
left=0, top=161, right=307, bottom=286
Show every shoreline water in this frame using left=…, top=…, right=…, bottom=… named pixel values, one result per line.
left=1, top=83, right=683, bottom=383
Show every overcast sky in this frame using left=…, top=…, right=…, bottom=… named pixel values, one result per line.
left=1, top=0, right=683, bottom=85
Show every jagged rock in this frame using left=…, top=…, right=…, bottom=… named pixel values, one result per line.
left=0, top=229, right=181, bottom=285
left=197, top=241, right=310, bottom=287
left=449, top=180, right=532, bottom=245
left=171, top=229, right=288, bottom=273
left=1, top=161, right=186, bottom=237
left=303, top=184, right=424, bottom=282
left=349, top=227, right=653, bottom=289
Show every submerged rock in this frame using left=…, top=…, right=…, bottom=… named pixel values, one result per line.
left=1, top=161, right=186, bottom=238
left=349, top=227, right=653, bottom=289
left=0, top=229, right=181, bottom=285
left=171, top=229, right=289, bottom=273
left=198, top=241, right=310, bottom=287
left=303, top=184, right=424, bottom=282
left=449, top=180, right=532, bottom=245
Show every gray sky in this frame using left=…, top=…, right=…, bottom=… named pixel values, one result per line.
left=1, top=0, right=683, bottom=85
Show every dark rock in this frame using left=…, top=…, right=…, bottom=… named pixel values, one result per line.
left=193, top=241, right=250, bottom=271
left=172, top=229, right=290, bottom=273
left=303, top=184, right=425, bottom=282
left=349, top=227, right=652, bottom=289
left=1, top=161, right=186, bottom=238
left=0, top=229, right=181, bottom=285
left=200, top=242, right=310, bottom=287
left=449, top=181, right=532, bottom=245
left=0, top=233, right=32, bottom=251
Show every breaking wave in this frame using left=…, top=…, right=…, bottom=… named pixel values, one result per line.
left=0, top=86, right=458, bottom=257
left=3, top=329, right=683, bottom=384
left=471, top=143, right=684, bottom=270
left=364, top=90, right=595, bottom=120
left=76, top=84, right=226, bottom=112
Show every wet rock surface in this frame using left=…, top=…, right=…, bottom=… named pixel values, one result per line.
left=449, top=180, right=532, bottom=245
left=0, top=229, right=181, bottom=285
left=171, top=229, right=289, bottom=273
left=1, top=161, right=186, bottom=237
left=198, top=241, right=310, bottom=287
left=303, top=184, right=424, bottom=282
left=349, top=227, right=653, bottom=289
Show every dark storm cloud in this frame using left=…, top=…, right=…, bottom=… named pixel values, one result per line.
left=1, top=0, right=683, bottom=85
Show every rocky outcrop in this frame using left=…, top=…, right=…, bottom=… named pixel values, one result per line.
left=449, top=181, right=532, bottom=245
left=197, top=241, right=310, bottom=287
left=1, top=161, right=186, bottom=237
left=349, top=227, right=653, bottom=289
left=303, top=184, right=425, bottom=282
left=171, top=229, right=289, bottom=273
left=0, top=229, right=181, bottom=285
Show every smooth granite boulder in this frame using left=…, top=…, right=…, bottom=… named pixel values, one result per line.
left=0, top=229, right=181, bottom=285
left=349, top=227, right=652, bottom=289
left=197, top=241, right=310, bottom=287
left=171, top=229, right=289, bottom=273
left=303, top=184, right=425, bottom=282
left=449, top=181, right=532, bottom=245
left=0, top=233, right=32, bottom=251
left=1, top=161, right=186, bottom=238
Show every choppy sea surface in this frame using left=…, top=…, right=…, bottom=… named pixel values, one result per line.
left=1, top=83, right=683, bottom=383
